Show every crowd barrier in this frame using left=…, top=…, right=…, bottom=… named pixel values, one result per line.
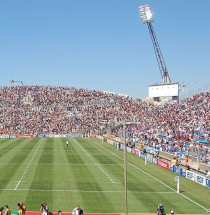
left=186, top=170, right=210, bottom=188
left=0, top=134, right=84, bottom=139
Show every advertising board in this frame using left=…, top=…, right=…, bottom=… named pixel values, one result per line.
left=206, top=178, right=210, bottom=188
left=140, top=152, right=145, bottom=159
left=140, top=153, right=157, bottom=164
left=107, top=139, right=113, bottom=145
left=10, top=135, right=17, bottom=138
left=146, top=147, right=158, bottom=155
left=147, top=154, right=158, bottom=164
left=16, top=134, right=33, bottom=138
left=186, top=170, right=206, bottom=187
left=157, top=159, right=169, bottom=170
left=171, top=165, right=185, bottom=177
left=134, top=149, right=140, bottom=157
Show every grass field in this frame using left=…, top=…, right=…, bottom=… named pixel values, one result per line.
left=0, top=137, right=209, bottom=214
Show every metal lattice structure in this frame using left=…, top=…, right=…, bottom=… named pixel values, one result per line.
left=139, top=5, right=171, bottom=84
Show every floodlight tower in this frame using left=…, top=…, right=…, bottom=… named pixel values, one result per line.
left=139, top=5, right=171, bottom=84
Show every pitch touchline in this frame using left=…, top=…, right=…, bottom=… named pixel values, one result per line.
left=0, top=188, right=174, bottom=193
left=14, top=139, right=43, bottom=190
left=0, top=163, right=123, bottom=166
left=73, top=138, right=116, bottom=184
left=87, top=138, right=209, bottom=212
left=0, top=149, right=105, bottom=152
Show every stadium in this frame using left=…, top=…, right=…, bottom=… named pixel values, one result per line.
left=0, top=1, right=209, bottom=215
left=0, top=86, right=209, bottom=215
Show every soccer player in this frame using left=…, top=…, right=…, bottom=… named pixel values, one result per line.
left=66, top=140, right=69, bottom=147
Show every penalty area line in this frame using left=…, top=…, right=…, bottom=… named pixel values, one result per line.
left=73, top=138, right=116, bottom=184
left=14, top=139, right=43, bottom=190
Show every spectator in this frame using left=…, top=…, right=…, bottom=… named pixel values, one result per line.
left=185, top=156, right=189, bottom=166
left=20, top=202, right=26, bottom=215
left=40, top=203, right=49, bottom=215
left=206, top=171, right=210, bottom=179
left=72, top=205, right=83, bottom=215
left=17, top=203, right=23, bottom=215
left=170, top=210, right=175, bottom=215
left=57, top=210, right=62, bottom=215
left=0, top=207, right=4, bottom=215
left=4, top=205, right=11, bottom=215
left=0, top=86, right=209, bottom=163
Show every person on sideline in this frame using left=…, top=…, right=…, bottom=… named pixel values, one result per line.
left=72, top=205, right=83, bottom=215
left=57, top=210, right=62, bottom=215
left=4, top=206, right=11, bottom=215
left=20, top=202, right=26, bottom=215
left=170, top=210, right=176, bottom=215
left=40, top=203, right=49, bottom=215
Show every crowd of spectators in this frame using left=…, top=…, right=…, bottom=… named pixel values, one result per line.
left=0, top=86, right=209, bottom=163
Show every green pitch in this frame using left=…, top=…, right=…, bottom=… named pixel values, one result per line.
left=0, top=138, right=209, bottom=214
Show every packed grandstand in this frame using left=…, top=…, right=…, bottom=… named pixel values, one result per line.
left=0, top=86, right=209, bottom=165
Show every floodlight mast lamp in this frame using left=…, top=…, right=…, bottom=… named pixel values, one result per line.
left=10, top=80, right=24, bottom=86
left=139, top=5, right=171, bottom=84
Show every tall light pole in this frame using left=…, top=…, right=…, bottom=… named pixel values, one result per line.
left=10, top=80, right=24, bottom=86
left=118, top=121, right=140, bottom=215
left=123, top=122, right=128, bottom=215
left=139, top=5, right=171, bottom=84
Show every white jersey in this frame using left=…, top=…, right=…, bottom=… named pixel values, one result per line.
left=42, top=206, right=49, bottom=215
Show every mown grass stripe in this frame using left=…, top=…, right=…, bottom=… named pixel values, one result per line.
left=62, top=138, right=89, bottom=210
left=0, top=189, right=175, bottom=193
left=15, top=139, right=43, bottom=190
left=73, top=138, right=115, bottom=184
left=0, top=138, right=19, bottom=150
left=0, top=163, right=123, bottom=165
left=65, top=138, right=115, bottom=212
left=19, top=139, right=45, bottom=209
left=0, top=139, right=38, bottom=190
left=25, top=138, right=54, bottom=211
left=0, top=139, right=25, bottom=156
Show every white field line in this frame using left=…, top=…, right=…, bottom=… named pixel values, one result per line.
left=0, top=188, right=174, bottom=193
left=0, top=163, right=123, bottom=166
left=88, top=138, right=209, bottom=212
left=73, top=138, right=116, bottom=184
left=0, top=149, right=105, bottom=152
left=14, top=139, right=43, bottom=190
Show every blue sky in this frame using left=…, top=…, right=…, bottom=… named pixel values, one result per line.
left=0, top=0, right=209, bottom=98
